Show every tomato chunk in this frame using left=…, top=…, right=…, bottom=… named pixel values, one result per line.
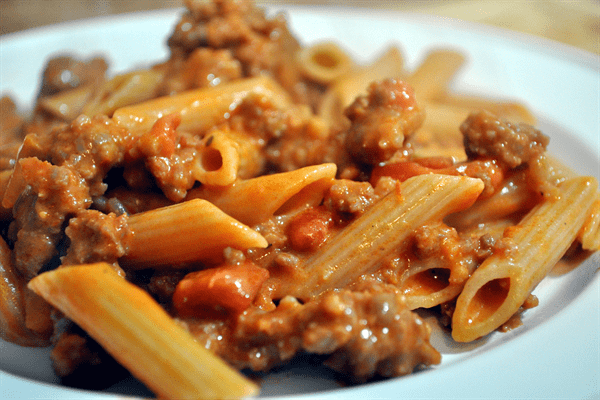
left=173, top=262, right=269, bottom=318
left=287, top=207, right=333, bottom=252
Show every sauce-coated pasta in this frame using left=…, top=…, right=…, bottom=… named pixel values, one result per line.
left=0, top=0, right=598, bottom=399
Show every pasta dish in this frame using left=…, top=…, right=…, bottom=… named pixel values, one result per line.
left=1, top=1, right=598, bottom=398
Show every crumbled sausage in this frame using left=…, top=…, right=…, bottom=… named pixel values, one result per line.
left=461, top=110, right=549, bottom=169
left=157, top=48, right=242, bottom=95
left=344, top=79, right=425, bottom=165
left=8, top=159, right=92, bottom=278
left=325, top=179, right=377, bottom=215
left=166, top=0, right=307, bottom=104
left=185, top=284, right=440, bottom=381
left=62, top=210, right=131, bottom=266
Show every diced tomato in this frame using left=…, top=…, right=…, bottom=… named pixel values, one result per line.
left=370, top=161, right=434, bottom=185
left=287, top=207, right=333, bottom=252
left=172, top=262, right=269, bottom=318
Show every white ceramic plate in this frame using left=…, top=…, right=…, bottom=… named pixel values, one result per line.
left=1, top=5, right=599, bottom=400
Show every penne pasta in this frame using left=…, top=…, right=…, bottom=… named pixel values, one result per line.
left=398, top=222, right=479, bottom=310
left=2, top=0, right=598, bottom=392
left=37, top=84, right=94, bottom=121
left=578, top=196, right=600, bottom=251
left=187, top=163, right=337, bottom=226
left=113, top=76, right=292, bottom=135
left=82, top=69, right=165, bottom=117
left=191, top=129, right=241, bottom=186
left=452, top=176, right=599, bottom=342
left=436, top=94, right=536, bottom=125
left=406, top=50, right=465, bottom=102
left=296, top=42, right=354, bottom=84
left=28, top=263, right=259, bottom=400
left=446, top=171, right=536, bottom=230
left=412, top=102, right=471, bottom=160
left=208, top=127, right=265, bottom=180
left=400, top=260, right=470, bottom=310
left=123, top=198, right=268, bottom=267
left=277, top=174, right=485, bottom=300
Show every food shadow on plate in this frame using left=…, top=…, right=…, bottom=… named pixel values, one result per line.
left=246, top=351, right=441, bottom=397
left=95, top=351, right=425, bottom=398
left=415, top=308, right=489, bottom=355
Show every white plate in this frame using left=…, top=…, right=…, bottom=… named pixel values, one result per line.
left=1, top=5, right=599, bottom=400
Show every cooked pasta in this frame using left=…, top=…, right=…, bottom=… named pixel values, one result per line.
left=124, top=198, right=269, bottom=267
left=191, top=129, right=242, bottom=186
left=405, top=50, right=466, bottom=102
left=113, top=75, right=292, bottom=135
left=452, top=176, right=598, bottom=342
left=38, top=84, right=95, bottom=121
left=296, top=42, right=354, bottom=84
left=579, top=196, right=600, bottom=251
left=82, top=69, right=165, bottom=117
left=186, top=163, right=337, bottom=226
left=0, top=0, right=597, bottom=399
left=276, top=174, right=484, bottom=300
left=27, top=263, right=259, bottom=399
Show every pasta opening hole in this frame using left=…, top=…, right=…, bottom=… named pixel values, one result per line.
left=402, top=268, right=450, bottom=296
left=467, top=277, right=510, bottom=325
left=312, top=50, right=340, bottom=69
left=201, top=147, right=223, bottom=172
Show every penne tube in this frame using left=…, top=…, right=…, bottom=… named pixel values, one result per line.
left=420, top=102, right=471, bottom=134
left=187, top=163, right=337, bottom=226
left=277, top=174, right=485, bottom=300
left=446, top=171, right=536, bottom=230
left=436, top=94, right=536, bottom=124
left=296, top=42, right=354, bottom=84
left=452, top=176, right=599, bottom=342
left=0, top=160, right=24, bottom=210
left=28, top=263, right=259, bottom=400
left=399, top=254, right=478, bottom=310
left=413, top=102, right=470, bottom=160
left=221, top=128, right=265, bottom=179
left=122, top=198, right=268, bottom=268
left=37, top=84, right=94, bottom=121
left=578, top=196, right=600, bottom=251
left=113, top=76, right=292, bottom=135
left=82, top=69, right=164, bottom=117
left=543, top=154, right=578, bottom=181
left=400, top=261, right=460, bottom=310
left=192, top=129, right=241, bottom=186
left=275, top=176, right=336, bottom=217
left=406, top=50, right=465, bottom=101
